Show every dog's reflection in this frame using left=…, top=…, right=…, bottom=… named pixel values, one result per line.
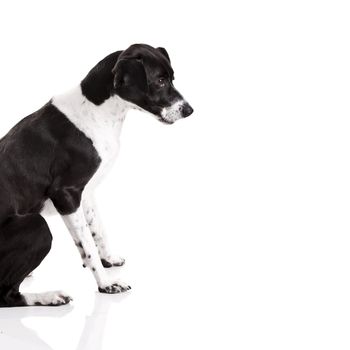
left=0, top=304, right=72, bottom=350
left=76, top=292, right=129, bottom=350
left=0, top=292, right=129, bottom=350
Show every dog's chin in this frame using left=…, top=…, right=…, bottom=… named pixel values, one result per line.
left=158, top=116, right=175, bottom=125
left=158, top=110, right=182, bottom=125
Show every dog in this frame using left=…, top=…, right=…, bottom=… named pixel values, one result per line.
left=0, top=44, right=193, bottom=307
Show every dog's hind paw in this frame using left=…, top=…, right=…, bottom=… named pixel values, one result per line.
left=101, top=256, right=125, bottom=268
left=24, top=291, right=73, bottom=306
left=98, top=282, right=131, bottom=294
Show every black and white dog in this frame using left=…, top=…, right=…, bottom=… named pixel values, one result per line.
left=0, top=44, right=193, bottom=307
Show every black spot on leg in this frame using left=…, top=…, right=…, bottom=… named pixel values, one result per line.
left=88, top=254, right=91, bottom=259
left=92, top=232, right=96, bottom=237
left=101, top=258, right=112, bottom=268
left=76, top=241, right=83, bottom=248
left=82, top=252, right=86, bottom=259
left=92, top=267, right=96, bottom=271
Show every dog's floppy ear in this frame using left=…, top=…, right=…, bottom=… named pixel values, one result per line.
left=157, top=47, right=170, bottom=63
left=112, top=58, right=148, bottom=93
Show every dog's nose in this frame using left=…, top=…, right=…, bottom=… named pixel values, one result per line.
left=181, top=103, right=194, bottom=118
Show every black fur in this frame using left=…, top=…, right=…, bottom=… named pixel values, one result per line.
left=101, top=258, right=124, bottom=268
left=81, top=51, right=123, bottom=105
left=0, top=214, right=52, bottom=307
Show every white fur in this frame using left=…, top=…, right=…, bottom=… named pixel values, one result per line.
left=52, top=86, right=130, bottom=193
left=82, top=194, right=124, bottom=265
left=23, top=290, right=72, bottom=306
left=41, top=198, right=57, bottom=216
left=161, top=100, right=185, bottom=123
left=62, top=206, right=111, bottom=287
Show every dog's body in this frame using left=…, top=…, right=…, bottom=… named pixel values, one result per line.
left=0, top=44, right=193, bottom=307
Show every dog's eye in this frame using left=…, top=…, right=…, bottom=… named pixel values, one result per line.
left=158, top=78, right=167, bottom=87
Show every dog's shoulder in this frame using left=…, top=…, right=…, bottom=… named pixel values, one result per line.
left=0, top=100, right=101, bottom=181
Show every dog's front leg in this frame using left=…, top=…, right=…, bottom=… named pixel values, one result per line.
left=82, top=195, right=125, bottom=267
left=62, top=206, right=130, bottom=293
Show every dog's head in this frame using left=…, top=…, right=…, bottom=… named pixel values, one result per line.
left=112, top=44, right=193, bottom=124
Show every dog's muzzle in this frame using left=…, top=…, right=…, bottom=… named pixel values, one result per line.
left=160, top=100, right=194, bottom=124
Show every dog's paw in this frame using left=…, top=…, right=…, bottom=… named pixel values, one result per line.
left=25, top=291, right=73, bottom=306
left=98, top=282, right=131, bottom=294
left=47, top=291, right=73, bottom=306
left=101, top=256, right=125, bottom=268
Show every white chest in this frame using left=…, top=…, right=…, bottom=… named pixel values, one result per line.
left=86, top=122, right=121, bottom=190
left=52, top=86, right=128, bottom=191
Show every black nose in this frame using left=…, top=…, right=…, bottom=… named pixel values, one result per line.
left=181, top=103, right=194, bottom=118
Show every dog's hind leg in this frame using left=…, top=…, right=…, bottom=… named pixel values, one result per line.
left=0, top=214, right=72, bottom=307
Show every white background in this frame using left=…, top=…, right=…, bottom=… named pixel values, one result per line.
left=0, top=0, right=350, bottom=349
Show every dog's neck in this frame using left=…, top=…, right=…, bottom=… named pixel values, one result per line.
left=52, top=51, right=133, bottom=148
left=52, top=86, right=129, bottom=140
